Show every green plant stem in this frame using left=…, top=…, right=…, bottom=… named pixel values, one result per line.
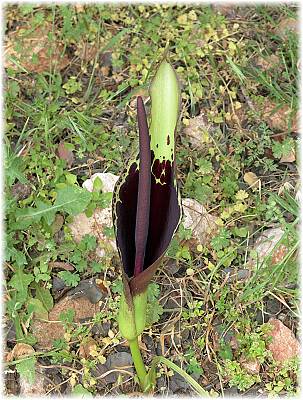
left=128, top=338, right=147, bottom=391
left=149, top=356, right=210, bottom=396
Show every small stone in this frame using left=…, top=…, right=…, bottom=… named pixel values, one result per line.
left=19, top=365, right=46, bottom=396
left=266, top=298, right=281, bottom=317
left=82, top=172, right=119, bottom=193
left=68, top=207, right=117, bottom=257
left=223, top=268, right=251, bottom=283
left=67, top=278, right=104, bottom=304
left=262, top=99, right=298, bottom=132
left=247, top=227, right=287, bottom=267
left=91, top=321, right=110, bottom=337
left=266, top=318, right=300, bottom=363
left=94, top=352, right=133, bottom=384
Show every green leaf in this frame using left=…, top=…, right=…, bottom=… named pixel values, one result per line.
left=54, top=186, right=92, bottom=216
left=58, top=271, right=80, bottom=287
left=91, top=261, right=105, bottom=273
left=219, top=342, right=233, bottom=360
left=59, top=308, right=75, bottom=324
left=147, top=283, right=160, bottom=302
left=5, top=154, right=29, bottom=186
left=6, top=247, right=27, bottom=267
left=72, top=384, right=93, bottom=396
left=15, top=200, right=56, bottom=228
left=15, top=186, right=92, bottom=229
left=16, top=356, right=36, bottom=384
left=33, top=283, right=54, bottom=311
left=27, top=298, right=48, bottom=319
left=9, top=268, right=34, bottom=303
left=146, top=302, right=164, bottom=327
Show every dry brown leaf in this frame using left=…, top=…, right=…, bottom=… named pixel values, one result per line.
left=279, top=149, right=296, bottom=163
left=49, top=261, right=74, bottom=271
left=79, top=338, right=98, bottom=359
left=57, top=141, right=74, bottom=167
left=182, top=198, right=218, bottom=245
left=262, top=100, right=298, bottom=132
left=5, top=22, right=69, bottom=73
left=183, top=112, right=215, bottom=149
left=254, top=54, right=280, bottom=71
left=6, top=343, right=35, bottom=362
left=240, top=357, right=260, bottom=374
left=244, top=172, right=260, bottom=189
left=274, top=18, right=298, bottom=38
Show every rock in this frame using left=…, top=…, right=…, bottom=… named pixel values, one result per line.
left=4, top=320, right=16, bottom=343
left=266, top=298, right=281, bottom=317
left=68, top=207, right=117, bottom=257
left=69, top=172, right=119, bottom=257
left=266, top=318, right=300, bottom=363
left=31, top=295, right=100, bottom=349
left=6, top=343, right=46, bottom=396
left=223, top=268, right=251, bottom=283
left=94, top=352, right=133, bottom=384
left=182, top=198, right=217, bottom=245
left=82, top=172, right=119, bottom=193
left=19, top=365, right=46, bottom=396
left=91, top=321, right=110, bottom=337
left=67, top=278, right=104, bottom=304
left=224, top=387, right=238, bottom=396
left=4, top=368, right=19, bottom=395
left=52, top=276, right=66, bottom=292
left=168, top=369, right=200, bottom=394
left=169, top=372, right=192, bottom=393
left=247, top=227, right=288, bottom=267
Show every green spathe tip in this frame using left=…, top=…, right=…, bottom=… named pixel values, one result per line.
left=150, top=60, right=180, bottom=162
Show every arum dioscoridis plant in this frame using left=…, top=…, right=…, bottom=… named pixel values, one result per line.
left=112, top=59, right=209, bottom=395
